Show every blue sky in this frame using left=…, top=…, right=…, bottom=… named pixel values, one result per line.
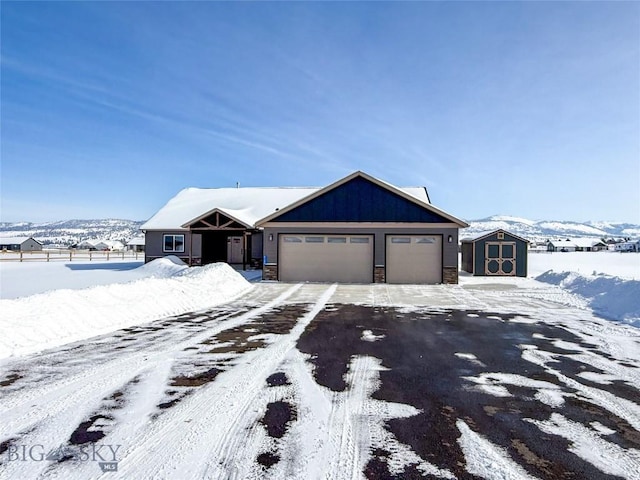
left=1, top=2, right=638, bottom=223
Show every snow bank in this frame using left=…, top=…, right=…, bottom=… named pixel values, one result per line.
left=536, top=270, right=640, bottom=327
left=0, top=259, right=252, bottom=359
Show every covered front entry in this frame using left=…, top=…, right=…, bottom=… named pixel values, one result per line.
left=386, top=235, right=442, bottom=284
left=279, top=234, right=373, bottom=283
left=187, top=209, right=250, bottom=266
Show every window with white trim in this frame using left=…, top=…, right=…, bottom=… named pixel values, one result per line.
left=163, top=234, right=185, bottom=253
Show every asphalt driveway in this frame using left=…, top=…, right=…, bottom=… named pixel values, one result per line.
left=1, top=282, right=639, bottom=479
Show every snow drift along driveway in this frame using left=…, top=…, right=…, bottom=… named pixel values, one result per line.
left=0, top=257, right=252, bottom=359
left=536, top=270, right=640, bottom=327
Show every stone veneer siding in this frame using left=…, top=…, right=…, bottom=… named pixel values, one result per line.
left=263, top=264, right=278, bottom=281
left=374, top=267, right=385, bottom=283
left=443, top=267, right=458, bottom=284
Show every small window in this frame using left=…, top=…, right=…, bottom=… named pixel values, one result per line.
left=283, top=236, right=302, bottom=243
left=497, top=232, right=505, bottom=240
left=391, top=237, right=411, bottom=244
left=502, top=244, right=514, bottom=258
left=350, top=237, right=370, bottom=244
left=416, top=237, right=436, bottom=244
left=163, top=234, right=185, bottom=253
left=305, top=236, right=324, bottom=243
left=328, top=237, right=347, bottom=244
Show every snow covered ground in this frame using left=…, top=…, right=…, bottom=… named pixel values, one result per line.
left=527, top=252, right=640, bottom=327
left=0, top=258, right=253, bottom=359
left=0, top=282, right=638, bottom=479
left=0, top=259, right=149, bottom=299
left=0, top=251, right=638, bottom=362
left=0, top=252, right=639, bottom=478
left=528, top=251, right=640, bottom=280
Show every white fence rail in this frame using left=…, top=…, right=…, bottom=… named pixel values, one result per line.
left=0, top=250, right=143, bottom=262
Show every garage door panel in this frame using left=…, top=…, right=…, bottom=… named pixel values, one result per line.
left=280, top=235, right=373, bottom=283
left=386, top=235, right=442, bottom=284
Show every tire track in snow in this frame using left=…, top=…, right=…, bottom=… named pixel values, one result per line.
left=278, top=352, right=454, bottom=480
left=111, top=284, right=336, bottom=480
left=0, top=284, right=300, bottom=478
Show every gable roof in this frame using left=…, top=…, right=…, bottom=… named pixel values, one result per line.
left=0, top=237, right=41, bottom=245
left=141, top=178, right=433, bottom=231
left=461, top=229, right=530, bottom=243
left=141, top=187, right=320, bottom=231
left=256, top=171, right=467, bottom=227
left=127, top=236, right=146, bottom=246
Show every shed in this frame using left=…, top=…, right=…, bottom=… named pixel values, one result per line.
left=461, top=229, right=529, bottom=277
left=0, top=237, right=43, bottom=252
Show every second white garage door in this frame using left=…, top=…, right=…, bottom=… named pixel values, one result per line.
left=279, top=234, right=373, bottom=283
left=386, top=235, right=442, bottom=284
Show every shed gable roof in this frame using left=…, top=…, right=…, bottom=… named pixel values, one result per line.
left=461, top=229, right=530, bottom=243
left=257, top=171, right=468, bottom=226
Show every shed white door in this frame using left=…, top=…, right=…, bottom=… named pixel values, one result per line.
left=386, top=235, right=442, bottom=284
left=279, top=235, right=373, bottom=283
left=484, top=242, right=516, bottom=275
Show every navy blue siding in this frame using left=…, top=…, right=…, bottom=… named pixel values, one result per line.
left=275, top=177, right=448, bottom=223
left=472, top=231, right=528, bottom=277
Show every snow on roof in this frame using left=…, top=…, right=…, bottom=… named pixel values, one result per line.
left=0, top=237, right=39, bottom=245
left=141, top=185, right=431, bottom=230
left=127, top=236, right=146, bottom=246
left=549, top=238, right=604, bottom=248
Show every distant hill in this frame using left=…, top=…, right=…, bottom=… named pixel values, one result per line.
left=0, top=219, right=144, bottom=246
left=463, top=215, right=640, bottom=242
left=0, top=216, right=638, bottom=246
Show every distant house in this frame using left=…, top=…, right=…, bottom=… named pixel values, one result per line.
left=126, top=236, right=145, bottom=252
left=76, top=239, right=124, bottom=251
left=0, top=237, right=43, bottom=252
left=615, top=240, right=640, bottom=252
left=461, top=229, right=529, bottom=277
left=548, top=238, right=608, bottom=252
left=547, top=239, right=577, bottom=252
left=93, top=240, right=124, bottom=251
left=75, top=240, right=97, bottom=250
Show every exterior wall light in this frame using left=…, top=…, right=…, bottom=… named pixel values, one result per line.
left=269, top=234, right=274, bottom=241
left=448, top=235, right=453, bottom=243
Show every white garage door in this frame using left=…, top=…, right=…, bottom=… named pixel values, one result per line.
left=386, top=235, right=442, bottom=284
left=279, top=234, right=373, bottom=283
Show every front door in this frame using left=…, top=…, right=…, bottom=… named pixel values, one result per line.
left=485, top=242, right=516, bottom=275
left=227, top=236, right=243, bottom=264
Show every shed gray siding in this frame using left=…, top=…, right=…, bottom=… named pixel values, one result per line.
left=461, top=242, right=474, bottom=273
left=472, top=232, right=528, bottom=277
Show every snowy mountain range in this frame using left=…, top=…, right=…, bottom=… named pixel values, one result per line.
left=0, top=219, right=144, bottom=245
left=0, top=216, right=638, bottom=246
left=463, top=216, right=640, bottom=242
